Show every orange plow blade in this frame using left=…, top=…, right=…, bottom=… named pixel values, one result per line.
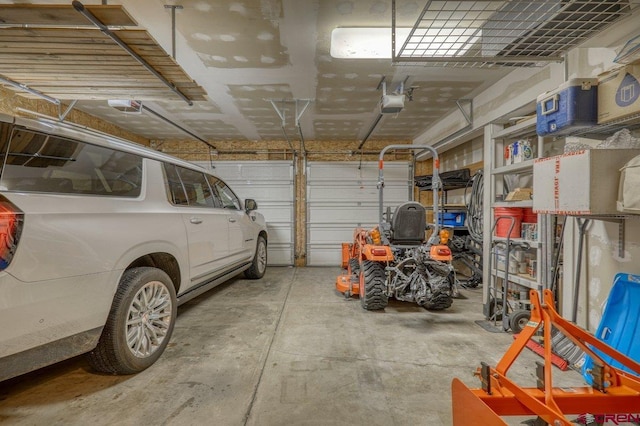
left=451, top=289, right=640, bottom=425
left=452, top=378, right=507, bottom=426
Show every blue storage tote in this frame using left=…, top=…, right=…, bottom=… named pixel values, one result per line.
left=437, top=212, right=466, bottom=227
left=536, top=78, right=598, bottom=136
left=581, top=273, right=640, bottom=385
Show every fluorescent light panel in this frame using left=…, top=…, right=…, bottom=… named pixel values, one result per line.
left=331, top=27, right=479, bottom=59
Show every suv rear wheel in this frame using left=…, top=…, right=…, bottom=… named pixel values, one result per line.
left=87, top=267, right=177, bottom=374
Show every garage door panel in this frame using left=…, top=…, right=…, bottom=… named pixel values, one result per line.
left=307, top=162, right=409, bottom=181
left=308, top=204, right=379, bottom=223
left=307, top=185, right=408, bottom=203
left=253, top=203, right=293, bottom=223
left=307, top=197, right=409, bottom=221
left=266, top=224, right=292, bottom=245
left=195, top=161, right=294, bottom=265
left=212, top=162, right=293, bottom=181
left=307, top=247, right=344, bottom=266
left=308, top=224, right=360, bottom=244
left=268, top=246, right=294, bottom=265
left=225, top=185, right=292, bottom=203
left=306, top=161, right=412, bottom=266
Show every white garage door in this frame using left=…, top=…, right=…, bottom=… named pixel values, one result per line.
left=306, top=161, right=412, bottom=266
left=194, top=161, right=294, bottom=266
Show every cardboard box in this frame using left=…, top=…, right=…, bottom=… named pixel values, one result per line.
left=597, top=64, right=640, bottom=124
left=533, top=149, right=640, bottom=215
left=536, top=78, right=598, bottom=136
left=505, top=187, right=532, bottom=201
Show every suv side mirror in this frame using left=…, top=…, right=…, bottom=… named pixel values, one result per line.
left=245, top=198, right=258, bottom=212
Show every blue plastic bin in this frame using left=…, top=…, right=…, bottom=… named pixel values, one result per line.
left=437, top=212, right=466, bottom=227
left=536, top=78, right=598, bottom=136
left=581, top=273, right=640, bottom=385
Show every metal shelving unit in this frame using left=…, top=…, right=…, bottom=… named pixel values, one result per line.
left=482, top=117, right=554, bottom=331
left=391, top=0, right=635, bottom=67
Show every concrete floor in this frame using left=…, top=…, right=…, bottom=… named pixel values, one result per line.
left=0, top=267, right=588, bottom=425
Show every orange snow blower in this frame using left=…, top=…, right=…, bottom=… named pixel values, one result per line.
left=336, top=144, right=455, bottom=311
left=451, top=289, right=640, bottom=426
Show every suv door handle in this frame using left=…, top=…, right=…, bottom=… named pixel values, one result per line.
left=228, top=218, right=236, bottom=223
left=190, top=217, right=202, bottom=224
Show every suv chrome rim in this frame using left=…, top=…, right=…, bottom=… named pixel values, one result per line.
left=126, top=281, right=173, bottom=358
left=257, top=241, right=267, bottom=273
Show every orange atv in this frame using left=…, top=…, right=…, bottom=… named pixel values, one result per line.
left=336, top=144, right=456, bottom=311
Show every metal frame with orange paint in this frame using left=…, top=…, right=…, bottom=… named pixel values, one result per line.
left=452, top=289, right=640, bottom=426
left=337, top=144, right=448, bottom=302
left=336, top=227, right=394, bottom=296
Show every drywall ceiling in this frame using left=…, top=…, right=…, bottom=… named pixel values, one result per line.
left=0, top=0, right=635, bottom=145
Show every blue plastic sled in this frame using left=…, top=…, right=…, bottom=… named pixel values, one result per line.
left=582, top=273, right=640, bottom=384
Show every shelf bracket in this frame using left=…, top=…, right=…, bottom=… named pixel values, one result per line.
left=597, top=217, right=625, bottom=258
left=620, top=219, right=625, bottom=258
left=455, top=99, right=472, bottom=126
left=579, top=216, right=626, bottom=258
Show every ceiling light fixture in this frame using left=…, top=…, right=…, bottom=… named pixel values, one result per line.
left=331, top=27, right=480, bottom=59
left=331, top=27, right=409, bottom=59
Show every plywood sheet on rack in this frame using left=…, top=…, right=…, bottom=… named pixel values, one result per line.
left=0, top=4, right=206, bottom=102
left=0, top=4, right=137, bottom=26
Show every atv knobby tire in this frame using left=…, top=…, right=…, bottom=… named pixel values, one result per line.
left=359, top=260, right=388, bottom=310
left=348, top=258, right=360, bottom=277
left=423, top=273, right=454, bottom=311
left=422, top=292, right=453, bottom=310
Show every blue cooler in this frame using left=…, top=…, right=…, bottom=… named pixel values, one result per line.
left=536, top=78, right=598, bottom=136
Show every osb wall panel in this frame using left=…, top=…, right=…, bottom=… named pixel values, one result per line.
left=0, top=88, right=149, bottom=145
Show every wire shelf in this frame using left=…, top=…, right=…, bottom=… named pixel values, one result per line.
left=393, top=0, right=639, bottom=68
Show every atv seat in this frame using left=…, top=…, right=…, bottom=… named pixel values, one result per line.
left=390, top=201, right=426, bottom=246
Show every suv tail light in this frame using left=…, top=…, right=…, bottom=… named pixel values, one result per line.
left=0, top=196, right=23, bottom=270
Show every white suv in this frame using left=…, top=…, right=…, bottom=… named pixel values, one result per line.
left=0, top=114, right=268, bottom=381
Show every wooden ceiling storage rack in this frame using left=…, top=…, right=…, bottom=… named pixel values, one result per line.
left=0, top=3, right=207, bottom=103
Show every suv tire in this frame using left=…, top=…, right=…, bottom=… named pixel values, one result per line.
left=244, top=235, right=267, bottom=279
left=87, top=267, right=177, bottom=375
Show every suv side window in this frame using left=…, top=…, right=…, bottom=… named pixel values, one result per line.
left=176, top=167, right=217, bottom=208
left=162, top=164, right=188, bottom=206
left=207, top=175, right=241, bottom=210
left=0, top=128, right=142, bottom=197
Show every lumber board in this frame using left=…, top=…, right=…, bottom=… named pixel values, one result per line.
left=2, top=72, right=172, bottom=81
left=0, top=4, right=137, bottom=26
left=10, top=89, right=207, bottom=102
left=2, top=70, right=188, bottom=80
left=0, top=45, right=170, bottom=56
left=27, top=81, right=203, bottom=89
left=0, top=65, right=199, bottom=83
left=0, top=54, right=177, bottom=66
left=0, top=28, right=152, bottom=41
